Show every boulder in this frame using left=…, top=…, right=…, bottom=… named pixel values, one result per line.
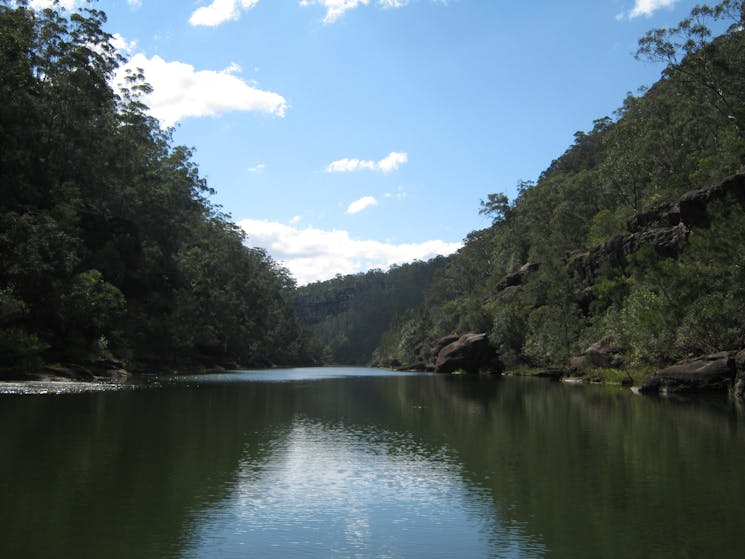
left=638, top=352, right=736, bottom=395
left=435, top=335, right=460, bottom=355
left=568, top=355, right=588, bottom=372
left=585, top=336, right=622, bottom=368
left=735, top=350, right=745, bottom=399
left=435, top=333, right=502, bottom=374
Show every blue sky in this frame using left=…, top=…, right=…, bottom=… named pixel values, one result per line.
left=34, top=0, right=699, bottom=284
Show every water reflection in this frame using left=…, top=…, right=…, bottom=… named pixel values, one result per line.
left=1, top=369, right=744, bottom=558
left=183, top=415, right=545, bottom=558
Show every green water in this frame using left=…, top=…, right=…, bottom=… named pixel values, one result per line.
left=1, top=368, right=744, bottom=558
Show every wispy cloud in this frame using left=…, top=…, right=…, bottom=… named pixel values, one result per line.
left=115, top=54, right=287, bottom=126
left=379, top=0, right=409, bottom=8
left=326, top=152, right=408, bottom=174
left=300, top=0, right=370, bottom=24
left=110, top=33, right=138, bottom=54
left=189, top=0, right=260, bottom=27
left=384, top=186, right=408, bottom=199
left=29, top=0, right=80, bottom=9
left=238, top=218, right=461, bottom=285
left=618, top=0, right=679, bottom=20
left=300, top=0, right=435, bottom=24
left=247, top=163, right=267, bottom=173
left=347, top=196, right=379, bottom=214
left=127, top=0, right=143, bottom=8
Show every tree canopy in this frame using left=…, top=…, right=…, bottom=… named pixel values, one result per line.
left=0, top=0, right=315, bottom=373
left=298, top=0, right=745, bottom=372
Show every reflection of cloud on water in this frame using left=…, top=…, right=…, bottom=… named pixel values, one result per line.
left=184, top=417, right=547, bottom=558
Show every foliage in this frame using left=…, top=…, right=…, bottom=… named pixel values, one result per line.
left=298, top=1, right=745, bottom=371
left=295, top=259, right=448, bottom=364
left=0, top=1, right=315, bottom=372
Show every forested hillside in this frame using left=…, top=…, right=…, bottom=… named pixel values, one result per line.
left=0, top=1, right=314, bottom=374
left=3, top=0, right=744, bottom=378
left=298, top=0, right=745, bottom=373
left=295, top=258, right=449, bottom=364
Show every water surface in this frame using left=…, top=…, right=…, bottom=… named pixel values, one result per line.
left=1, top=368, right=744, bottom=558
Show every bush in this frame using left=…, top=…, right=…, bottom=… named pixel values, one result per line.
left=619, top=288, right=676, bottom=366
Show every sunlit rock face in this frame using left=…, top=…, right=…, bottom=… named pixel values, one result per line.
left=639, top=352, right=737, bottom=395
left=434, top=333, right=502, bottom=374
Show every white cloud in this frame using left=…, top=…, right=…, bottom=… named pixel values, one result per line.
left=325, top=151, right=408, bottom=174
left=325, top=158, right=376, bottom=173
left=622, top=0, right=679, bottom=19
left=347, top=195, right=378, bottom=214
left=379, top=0, right=409, bottom=7
left=300, top=0, right=370, bottom=24
left=127, top=0, right=143, bottom=8
left=189, top=0, right=260, bottom=27
left=377, top=151, right=408, bottom=173
left=300, top=0, right=417, bottom=24
left=29, top=0, right=80, bottom=9
left=247, top=163, right=267, bottom=173
left=237, top=218, right=462, bottom=285
left=110, top=33, right=137, bottom=55
left=384, top=186, right=408, bottom=199
left=115, top=54, right=287, bottom=126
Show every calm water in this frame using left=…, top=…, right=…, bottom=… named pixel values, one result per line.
left=1, top=368, right=745, bottom=558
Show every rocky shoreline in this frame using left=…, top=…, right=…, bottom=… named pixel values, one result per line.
left=380, top=330, right=745, bottom=401
left=0, top=359, right=133, bottom=395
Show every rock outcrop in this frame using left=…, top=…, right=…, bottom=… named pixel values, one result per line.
left=585, top=336, right=623, bottom=368
left=633, top=173, right=745, bottom=230
left=435, top=333, right=502, bottom=374
left=735, top=350, right=745, bottom=399
left=569, top=336, right=624, bottom=372
left=568, top=223, right=689, bottom=285
left=569, top=173, right=745, bottom=285
left=638, top=352, right=736, bottom=395
left=495, top=263, right=540, bottom=294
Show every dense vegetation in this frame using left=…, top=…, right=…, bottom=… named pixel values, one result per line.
left=297, top=0, right=745, bottom=372
left=295, top=258, right=449, bottom=364
left=0, top=0, right=314, bottom=373
left=3, top=0, right=744, bottom=377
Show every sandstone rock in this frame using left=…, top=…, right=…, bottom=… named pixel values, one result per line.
left=735, top=350, right=745, bottom=399
left=568, top=225, right=689, bottom=286
left=435, top=333, right=502, bottom=374
left=638, top=352, right=736, bottom=395
left=434, top=335, right=460, bottom=354
left=735, top=349, right=745, bottom=372
left=585, top=336, right=622, bottom=368
left=568, top=355, right=587, bottom=372
left=495, top=262, right=540, bottom=295
left=494, top=285, right=522, bottom=300
left=569, top=173, right=745, bottom=286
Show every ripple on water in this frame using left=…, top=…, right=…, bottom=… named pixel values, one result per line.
left=182, top=417, right=547, bottom=559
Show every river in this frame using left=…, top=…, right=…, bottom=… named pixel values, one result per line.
left=1, top=367, right=744, bottom=558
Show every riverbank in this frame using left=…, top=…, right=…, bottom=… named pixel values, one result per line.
left=505, top=355, right=745, bottom=401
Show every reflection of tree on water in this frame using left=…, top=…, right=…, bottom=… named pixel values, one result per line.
left=186, top=416, right=528, bottom=558
left=2, top=372, right=745, bottom=558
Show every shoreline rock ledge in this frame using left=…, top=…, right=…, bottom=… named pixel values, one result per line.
left=638, top=352, right=737, bottom=395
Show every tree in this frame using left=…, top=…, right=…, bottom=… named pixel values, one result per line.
left=479, top=192, right=512, bottom=224
left=0, top=1, right=315, bottom=371
left=636, top=0, right=745, bottom=139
